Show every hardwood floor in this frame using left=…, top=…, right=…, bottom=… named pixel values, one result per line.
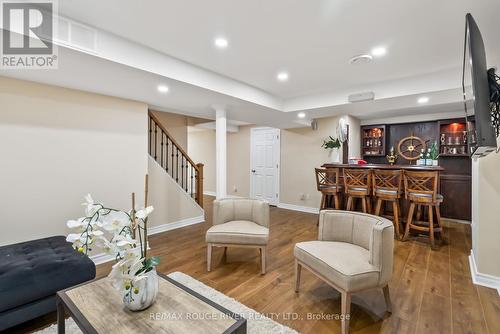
left=9, top=195, right=500, bottom=334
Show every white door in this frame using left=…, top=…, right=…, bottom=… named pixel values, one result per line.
left=250, top=127, right=280, bottom=205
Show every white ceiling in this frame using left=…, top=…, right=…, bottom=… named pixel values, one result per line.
left=1, top=0, right=499, bottom=127
left=58, top=0, right=500, bottom=98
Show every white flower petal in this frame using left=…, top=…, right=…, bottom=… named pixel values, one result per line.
left=66, top=220, right=82, bottom=228
left=136, top=206, right=154, bottom=219
left=66, top=233, right=80, bottom=243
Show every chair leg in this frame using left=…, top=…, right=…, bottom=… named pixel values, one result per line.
left=294, top=259, right=302, bottom=293
left=341, top=291, right=351, bottom=334
left=260, top=247, right=266, bottom=274
left=320, top=193, right=326, bottom=210
left=207, top=243, right=212, bottom=272
left=383, top=285, right=392, bottom=313
left=375, top=198, right=382, bottom=216
left=361, top=197, right=367, bottom=213
left=346, top=196, right=353, bottom=211
left=367, top=197, right=372, bottom=214
left=392, top=201, right=400, bottom=239
left=428, top=205, right=435, bottom=249
left=334, top=194, right=340, bottom=210
left=416, top=204, right=422, bottom=221
left=435, top=204, right=443, bottom=240
left=403, top=202, right=415, bottom=241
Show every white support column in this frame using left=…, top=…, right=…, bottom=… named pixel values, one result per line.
left=215, top=107, right=227, bottom=199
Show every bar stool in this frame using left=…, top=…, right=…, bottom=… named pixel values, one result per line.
left=315, top=168, right=342, bottom=210
left=402, top=171, right=443, bottom=249
left=344, top=169, right=372, bottom=213
left=373, top=169, right=403, bottom=239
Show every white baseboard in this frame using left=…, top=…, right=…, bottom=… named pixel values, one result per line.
left=469, top=250, right=500, bottom=295
left=90, top=253, right=116, bottom=265
left=277, top=202, right=319, bottom=214
left=148, top=215, right=205, bottom=235
left=90, top=215, right=205, bottom=265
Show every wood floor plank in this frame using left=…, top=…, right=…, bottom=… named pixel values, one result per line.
left=451, top=273, right=488, bottom=334
left=415, top=292, right=452, bottom=334
left=477, top=286, right=500, bottom=334
left=424, top=251, right=451, bottom=298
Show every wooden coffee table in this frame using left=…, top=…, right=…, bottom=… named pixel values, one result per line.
left=56, top=272, right=246, bottom=334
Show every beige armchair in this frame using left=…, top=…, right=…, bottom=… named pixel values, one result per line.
left=206, top=198, right=270, bottom=274
left=294, top=210, right=394, bottom=334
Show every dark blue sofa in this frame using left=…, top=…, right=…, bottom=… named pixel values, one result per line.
left=0, top=236, right=96, bottom=330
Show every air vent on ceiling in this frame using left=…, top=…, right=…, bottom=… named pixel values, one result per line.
left=348, top=91, right=375, bottom=103
left=55, top=17, right=96, bottom=53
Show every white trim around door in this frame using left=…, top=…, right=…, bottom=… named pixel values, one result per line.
left=250, top=127, right=280, bottom=206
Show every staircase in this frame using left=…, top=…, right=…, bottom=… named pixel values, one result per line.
left=148, top=112, right=204, bottom=207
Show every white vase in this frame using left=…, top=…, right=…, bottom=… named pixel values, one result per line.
left=329, top=149, right=340, bottom=163
left=123, top=267, right=159, bottom=311
left=432, top=160, right=439, bottom=166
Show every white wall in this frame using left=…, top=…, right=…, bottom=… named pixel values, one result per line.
left=344, top=115, right=361, bottom=158
left=0, top=76, right=148, bottom=246
left=147, top=157, right=204, bottom=227
left=472, top=154, right=500, bottom=278
left=188, top=129, right=217, bottom=193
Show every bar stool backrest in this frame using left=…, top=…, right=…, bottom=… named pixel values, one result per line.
left=373, top=169, right=402, bottom=196
left=403, top=171, right=438, bottom=202
left=315, top=168, right=340, bottom=191
left=344, top=168, right=371, bottom=193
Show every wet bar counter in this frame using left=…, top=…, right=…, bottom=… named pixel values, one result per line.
left=321, top=163, right=444, bottom=171
left=320, top=163, right=446, bottom=221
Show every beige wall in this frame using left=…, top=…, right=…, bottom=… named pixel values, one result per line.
left=148, top=157, right=204, bottom=226
left=281, top=116, right=343, bottom=207
left=344, top=115, right=361, bottom=158
left=227, top=126, right=252, bottom=197
left=188, top=129, right=216, bottom=193
left=472, top=154, right=500, bottom=278
left=0, top=76, right=148, bottom=246
left=187, top=115, right=361, bottom=209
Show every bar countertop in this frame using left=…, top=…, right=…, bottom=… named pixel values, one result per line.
left=321, top=163, right=444, bottom=171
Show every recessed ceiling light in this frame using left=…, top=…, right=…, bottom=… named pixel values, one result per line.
left=214, top=37, right=228, bottom=49
left=297, top=112, right=306, bottom=119
left=349, top=54, right=373, bottom=65
left=371, top=47, right=387, bottom=57
left=157, top=85, right=169, bottom=93
left=277, top=72, right=289, bottom=82
left=418, top=96, right=429, bottom=104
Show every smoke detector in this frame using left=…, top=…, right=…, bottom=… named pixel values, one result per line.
left=349, top=54, right=373, bottom=65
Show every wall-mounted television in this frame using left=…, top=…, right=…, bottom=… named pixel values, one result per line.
left=462, top=13, right=497, bottom=158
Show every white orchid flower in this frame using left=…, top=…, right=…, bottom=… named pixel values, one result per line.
left=116, top=239, right=134, bottom=248
left=124, top=246, right=142, bottom=259
left=91, top=230, right=104, bottom=236
left=136, top=206, right=154, bottom=219
left=66, top=233, right=81, bottom=243
left=101, top=211, right=130, bottom=232
left=82, top=193, right=100, bottom=217
left=66, top=219, right=82, bottom=229
left=113, top=234, right=137, bottom=249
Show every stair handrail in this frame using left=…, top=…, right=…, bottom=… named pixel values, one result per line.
left=148, top=111, right=204, bottom=207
